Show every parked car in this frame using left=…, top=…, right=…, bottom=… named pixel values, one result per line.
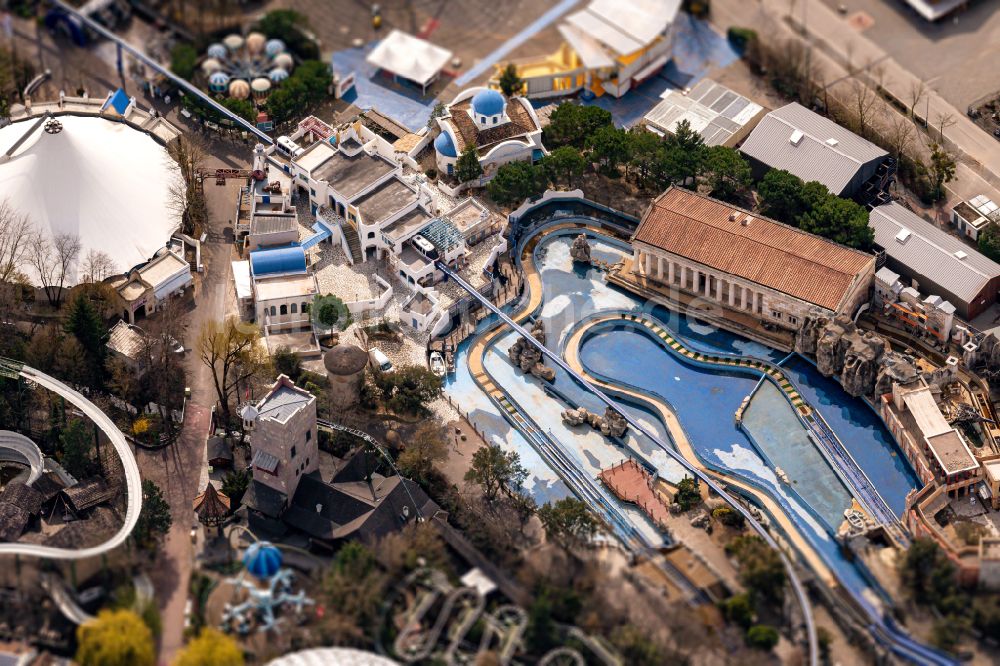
left=369, top=348, right=393, bottom=373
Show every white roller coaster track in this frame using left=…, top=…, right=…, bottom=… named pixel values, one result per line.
left=0, top=362, right=142, bottom=559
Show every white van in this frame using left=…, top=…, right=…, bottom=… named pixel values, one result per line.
left=275, top=135, right=304, bottom=158
left=369, top=347, right=393, bottom=373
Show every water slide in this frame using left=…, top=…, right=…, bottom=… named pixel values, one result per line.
left=0, top=361, right=142, bottom=559
left=438, top=258, right=960, bottom=666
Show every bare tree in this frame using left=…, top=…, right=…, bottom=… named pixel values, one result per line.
left=846, top=70, right=883, bottom=140
left=80, top=248, right=117, bottom=283
left=0, top=199, right=35, bottom=284
left=935, top=112, right=956, bottom=143
left=167, top=135, right=209, bottom=237
left=885, top=114, right=916, bottom=160
left=907, top=78, right=927, bottom=121
left=198, top=316, right=270, bottom=424
left=29, top=233, right=82, bottom=308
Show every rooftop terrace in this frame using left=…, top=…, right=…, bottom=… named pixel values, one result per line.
left=311, top=150, right=397, bottom=200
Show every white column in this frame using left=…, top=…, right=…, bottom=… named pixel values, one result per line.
left=657, top=256, right=665, bottom=280
left=668, top=260, right=676, bottom=284
left=728, top=282, right=737, bottom=306
left=643, top=252, right=652, bottom=275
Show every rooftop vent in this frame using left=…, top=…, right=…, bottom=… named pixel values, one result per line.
left=729, top=211, right=738, bottom=222
left=954, top=250, right=968, bottom=260
left=742, top=216, right=753, bottom=227
left=825, top=138, right=839, bottom=147
left=789, top=129, right=804, bottom=146
left=895, top=228, right=912, bottom=244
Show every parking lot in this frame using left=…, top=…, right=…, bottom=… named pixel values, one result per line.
left=818, top=0, right=1000, bottom=110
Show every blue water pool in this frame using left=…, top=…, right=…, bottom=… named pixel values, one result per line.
left=446, top=225, right=919, bottom=598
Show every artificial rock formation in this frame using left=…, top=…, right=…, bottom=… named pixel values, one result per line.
left=570, top=233, right=592, bottom=264
left=508, top=320, right=556, bottom=382
left=795, top=314, right=887, bottom=397
left=561, top=406, right=628, bottom=438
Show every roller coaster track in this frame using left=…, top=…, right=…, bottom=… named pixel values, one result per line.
left=0, top=359, right=142, bottom=560
left=439, top=256, right=960, bottom=666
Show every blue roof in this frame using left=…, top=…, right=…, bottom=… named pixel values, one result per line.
left=103, top=88, right=131, bottom=115
left=434, top=131, right=457, bottom=158
left=249, top=244, right=307, bottom=276
left=243, top=541, right=283, bottom=579
left=471, top=89, right=505, bottom=117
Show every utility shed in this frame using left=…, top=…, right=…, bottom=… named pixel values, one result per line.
left=870, top=202, right=1000, bottom=319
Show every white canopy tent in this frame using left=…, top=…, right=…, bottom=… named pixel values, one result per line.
left=365, top=29, right=453, bottom=94
left=0, top=115, right=181, bottom=286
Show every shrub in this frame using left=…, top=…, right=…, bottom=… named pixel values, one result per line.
left=746, top=624, right=780, bottom=650
left=727, top=27, right=758, bottom=54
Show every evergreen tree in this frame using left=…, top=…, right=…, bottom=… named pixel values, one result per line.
left=497, top=63, right=523, bottom=97
left=454, top=145, right=484, bottom=183
left=663, top=118, right=706, bottom=185
left=134, top=480, right=172, bottom=549
left=487, top=161, right=545, bottom=206
left=542, top=146, right=587, bottom=188
left=797, top=196, right=874, bottom=250
left=64, top=293, right=106, bottom=384
left=588, top=125, right=630, bottom=175
left=757, top=169, right=808, bottom=223
left=538, top=497, right=599, bottom=552
left=702, top=146, right=752, bottom=204
left=979, top=222, right=1000, bottom=262
left=465, top=444, right=528, bottom=502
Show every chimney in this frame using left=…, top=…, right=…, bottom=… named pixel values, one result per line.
left=729, top=211, right=738, bottom=222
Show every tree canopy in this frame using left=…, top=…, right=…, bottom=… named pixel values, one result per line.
left=465, top=444, right=528, bottom=502
left=542, top=146, right=587, bottom=188
left=498, top=64, right=524, bottom=97
left=726, top=536, right=787, bottom=608
left=797, top=195, right=874, bottom=250
left=538, top=497, right=599, bottom=552
left=544, top=103, right=613, bottom=149
left=373, top=365, right=442, bottom=415
left=134, top=479, right=172, bottom=549
left=487, top=161, right=546, bottom=206
left=455, top=145, right=484, bottom=183
left=76, top=609, right=155, bottom=666
left=703, top=144, right=752, bottom=204
left=175, top=627, right=244, bottom=666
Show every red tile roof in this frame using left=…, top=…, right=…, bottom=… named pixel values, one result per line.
left=633, top=188, right=873, bottom=311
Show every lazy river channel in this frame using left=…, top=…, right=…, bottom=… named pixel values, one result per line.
left=444, top=224, right=921, bottom=597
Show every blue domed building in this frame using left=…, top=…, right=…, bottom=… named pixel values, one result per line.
left=432, top=86, right=546, bottom=183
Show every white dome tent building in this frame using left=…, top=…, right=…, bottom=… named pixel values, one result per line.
left=0, top=95, right=189, bottom=316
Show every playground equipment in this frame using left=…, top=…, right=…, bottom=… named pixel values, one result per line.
left=220, top=541, right=314, bottom=635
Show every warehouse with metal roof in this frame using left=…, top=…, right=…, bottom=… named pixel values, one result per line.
left=740, top=102, right=892, bottom=201
left=870, top=202, right=1000, bottom=319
